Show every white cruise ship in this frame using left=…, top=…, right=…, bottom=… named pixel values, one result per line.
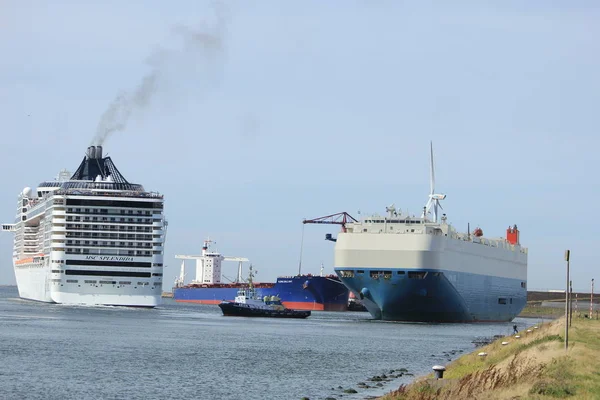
left=1, top=146, right=166, bottom=307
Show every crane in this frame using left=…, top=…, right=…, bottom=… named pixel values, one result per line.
left=223, top=257, right=250, bottom=283
left=302, top=212, right=358, bottom=233
left=296, top=212, right=358, bottom=275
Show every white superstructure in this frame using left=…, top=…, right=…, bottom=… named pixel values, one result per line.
left=336, top=141, right=527, bottom=279
left=2, top=146, right=166, bottom=307
left=175, top=238, right=249, bottom=286
left=336, top=212, right=528, bottom=281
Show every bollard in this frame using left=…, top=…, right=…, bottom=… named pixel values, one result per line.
left=432, top=365, right=446, bottom=379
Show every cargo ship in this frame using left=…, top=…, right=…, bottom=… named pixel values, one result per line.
left=218, top=265, right=312, bottom=319
left=1, top=145, right=166, bottom=307
left=172, top=239, right=349, bottom=311
left=310, top=143, right=528, bottom=322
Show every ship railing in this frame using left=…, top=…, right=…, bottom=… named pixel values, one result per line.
left=55, top=189, right=163, bottom=198
left=453, top=233, right=526, bottom=251
left=27, top=201, right=47, bottom=214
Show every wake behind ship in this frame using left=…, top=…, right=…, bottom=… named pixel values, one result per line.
left=328, top=143, right=528, bottom=322
left=1, top=146, right=166, bottom=307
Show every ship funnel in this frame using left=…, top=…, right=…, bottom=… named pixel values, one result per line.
left=86, top=146, right=103, bottom=160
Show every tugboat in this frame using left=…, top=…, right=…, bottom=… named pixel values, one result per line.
left=218, top=266, right=311, bottom=319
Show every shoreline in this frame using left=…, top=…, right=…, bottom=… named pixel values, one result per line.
left=380, top=314, right=600, bottom=399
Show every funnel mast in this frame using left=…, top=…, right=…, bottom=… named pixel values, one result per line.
left=423, top=141, right=446, bottom=223
left=174, top=260, right=186, bottom=288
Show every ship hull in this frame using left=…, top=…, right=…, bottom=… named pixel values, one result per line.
left=14, top=261, right=161, bottom=307
left=218, top=302, right=311, bottom=318
left=14, top=262, right=53, bottom=303
left=334, top=232, right=527, bottom=322
left=337, top=268, right=525, bottom=322
left=51, top=288, right=160, bottom=307
left=174, top=276, right=349, bottom=311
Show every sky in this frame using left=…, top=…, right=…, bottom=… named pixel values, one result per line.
left=0, top=1, right=598, bottom=292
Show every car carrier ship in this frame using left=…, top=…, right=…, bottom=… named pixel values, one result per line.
left=1, top=146, right=166, bottom=307
left=307, top=143, right=528, bottom=322
left=172, top=239, right=349, bottom=311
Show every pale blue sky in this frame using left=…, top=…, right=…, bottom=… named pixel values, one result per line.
left=1, top=1, right=598, bottom=291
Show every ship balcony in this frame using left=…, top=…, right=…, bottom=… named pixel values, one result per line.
left=152, top=245, right=164, bottom=251
left=152, top=220, right=163, bottom=228
left=52, top=210, right=66, bottom=216
left=51, top=234, right=66, bottom=240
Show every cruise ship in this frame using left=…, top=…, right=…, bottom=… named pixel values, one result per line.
left=1, top=145, right=166, bottom=307
left=331, top=144, right=528, bottom=322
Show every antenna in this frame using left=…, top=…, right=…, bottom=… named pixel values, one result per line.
left=422, top=141, right=446, bottom=223
left=386, top=204, right=396, bottom=218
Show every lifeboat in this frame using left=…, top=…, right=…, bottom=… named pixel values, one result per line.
left=473, top=227, right=483, bottom=237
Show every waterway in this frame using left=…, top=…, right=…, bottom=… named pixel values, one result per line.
left=0, top=287, right=544, bottom=400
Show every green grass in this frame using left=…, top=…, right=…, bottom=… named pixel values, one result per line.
left=529, top=380, right=576, bottom=398
left=384, top=317, right=600, bottom=399
left=514, top=334, right=562, bottom=353
left=519, top=305, right=565, bottom=318
left=441, top=335, right=560, bottom=381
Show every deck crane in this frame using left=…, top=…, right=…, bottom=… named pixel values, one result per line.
left=296, top=212, right=358, bottom=275
left=175, top=238, right=250, bottom=285
left=302, top=212, right=358, bottom=235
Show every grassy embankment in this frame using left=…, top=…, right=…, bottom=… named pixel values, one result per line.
left=519, top=302, right=565, bottom=319
left=382, top=316, right=600, bottom=399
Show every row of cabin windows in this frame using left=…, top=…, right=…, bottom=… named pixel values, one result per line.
left=66, top=240, right=153, bottom=247
left=65, top=248, right=153, bottom=256
left=66, top=216, right=153, bottom=224
left=68, top=281, right=158, bottom=287
left=65, top=224, right=153, bottom=232
left=65, top=199, right=162, bottom=209
left=48, top=279, right=159, bottom=286
left=66, top=233, right=153, bottom=240
left=67, top=208, right=152, bottom=215
left=339, top=270, right=427, bottom=279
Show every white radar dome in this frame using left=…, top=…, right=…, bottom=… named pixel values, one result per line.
left=22, top=187, right=32, bottom=197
